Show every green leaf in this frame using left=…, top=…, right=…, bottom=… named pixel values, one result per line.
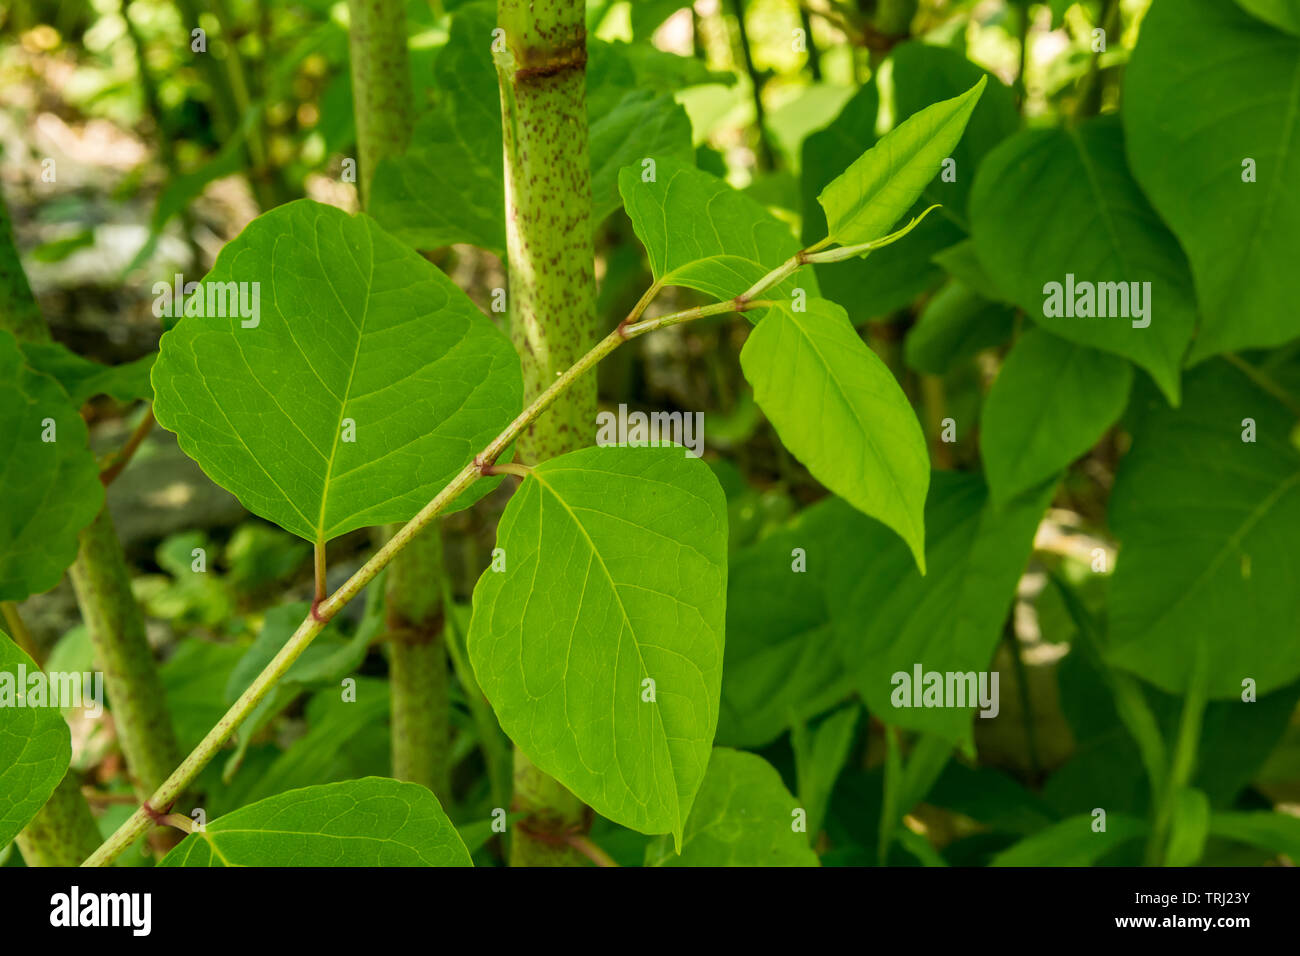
left=931, top=239, right=1008, bottom=303
left=158, top=777, right=471, bottom=866
left=0, top=637, right=73, bottom=847
left=19, top=342, right=154, bottom=406
left=717, top=499, right=857, bottom=747
left=1165, top=786, right=1211, bottom=867
left=826, top=471, right=1052, bottom=739
left=0, top=330, right=104, bottom=601
left=1107, top=361, right=1300, bottom=698
left=740, top=298, right=930, bottom=570
left=1236, top=0, right=1300, bottom=34
left=905, top=281, right=1015, bottom=375
left=619, top=158, right=819, bottom=302
left=818, top=76, right=985, bottom=246
left=235, top=683, right=390, bottom=807
left=1208, top=811, right=1300, bottom=859
left=161, top=639, right=247, bottom=753
left=150, top=199, right=522, bottom=544
left=969, top=116, right=1196, bottom=403
left=645, top=749, right=820, bottom=866
left=792, top=705, right=860, bottom=842
left=981, top=329, right=1132, bottom=506
left=468, top=446, right=727, bottom=845
left=990, top=813, right=1147, bottom=866
left=801, top=82, right=962, bottom=321
left=1125, top=0, right=1300, bottom=359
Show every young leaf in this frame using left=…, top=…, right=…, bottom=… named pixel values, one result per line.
left=969, top=117, right=1195, bottom=404
left=981, top=329, right=1133, bottom=506
left=644, top=749, right=820, bottom=866
left=150, top=199, right=523, bottom=544
left=468, top=446, right=727, bottom=846
left=1125, top=0, right=1300, bottom=359
left=619, top=157, right=818, bottom=302
left=890, top=43, right=1019, bottom=231
left=1107, top=361, right=1300, bottom=698
left=0, top=330, right=104, bottom=602
left=817, top=76, right=986, bottom=247
left=801, top=82, right=963, bottom=321
left=158, top=777, right=471, bottom=866
left=990, top=813, right=1147, bottom=866
left=740, top=298, right=930, bottom=571
left=0, top=637, right=73, bottom=848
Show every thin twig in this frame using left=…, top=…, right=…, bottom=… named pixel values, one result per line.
left=99, top=405, right=155, bottom=486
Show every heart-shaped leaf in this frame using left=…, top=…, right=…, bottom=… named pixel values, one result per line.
left=468, top=445, right=727, bottom=846
left=151, top=199, right=522, bottom=544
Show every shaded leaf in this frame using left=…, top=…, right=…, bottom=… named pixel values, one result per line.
left=159, top=777, right=471, bottom=866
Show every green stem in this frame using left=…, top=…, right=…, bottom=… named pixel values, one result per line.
left=496, top=0, right=600, bottom=867
left=70, top=510, right=182, bottom=797
left=15, top=773, right=103, bottom=867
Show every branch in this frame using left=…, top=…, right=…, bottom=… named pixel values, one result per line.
left=83, top=244, right=820, bottom=867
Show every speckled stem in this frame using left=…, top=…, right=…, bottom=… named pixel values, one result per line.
left=496, top=0, right=598, bottom=866
left=347, top=0, right=415, bottom=207
left=70, top=511, right=182, bottom=797
left=385, top=522, right=451, bottom=801
left=16, top=773, right=102, bottom=867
